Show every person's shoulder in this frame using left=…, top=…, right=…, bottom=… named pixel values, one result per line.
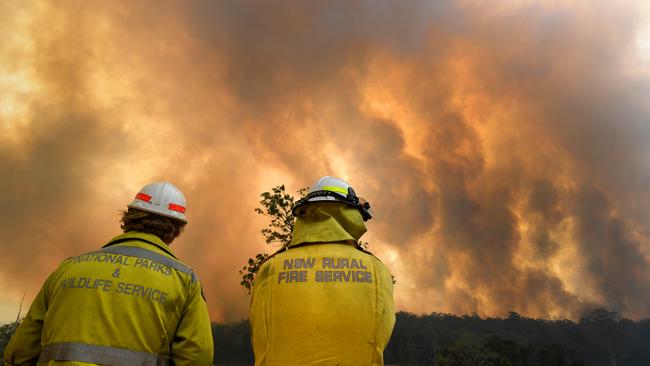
left=59, top=249, right=99, bottom=268
left=356, top=245, right=375, bottom=257
left=259, top=246, right=288, bottom=266
left=355, top=244, right=385, bottom=262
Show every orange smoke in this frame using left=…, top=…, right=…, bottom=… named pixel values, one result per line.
left=1, top=0, right=650, bottom=322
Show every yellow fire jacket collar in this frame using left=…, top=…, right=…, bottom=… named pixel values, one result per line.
left=289, top=202, right=367, bottom=247
left=103, top=231, right=178, bottom=259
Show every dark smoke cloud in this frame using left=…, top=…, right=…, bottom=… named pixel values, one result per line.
left=573, top=186, right=650, bottom=317
left=1, top=0, right=649, bottom=321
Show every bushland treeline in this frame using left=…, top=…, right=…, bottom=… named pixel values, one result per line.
left=3, top=310, right=650, bottom=365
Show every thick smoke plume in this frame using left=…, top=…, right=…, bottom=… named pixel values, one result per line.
left=1, top=0, right=649, bottom=322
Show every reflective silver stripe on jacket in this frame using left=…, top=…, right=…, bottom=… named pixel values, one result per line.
left=39, top=342, right=171, bottom=366
left=101, top=245, right=198, bottom=282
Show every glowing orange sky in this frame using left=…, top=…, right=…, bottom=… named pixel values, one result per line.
left=1, top=0, right=650, bottom=323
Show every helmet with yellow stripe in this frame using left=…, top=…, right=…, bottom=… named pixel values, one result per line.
left=292, top=176, right=372, bottom=221
left=127, top=181, right=187, bottom=223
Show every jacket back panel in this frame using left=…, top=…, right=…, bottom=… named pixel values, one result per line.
left=250, top=243, right=395, bottom=366
left=41, top=242, right=190, bottom=356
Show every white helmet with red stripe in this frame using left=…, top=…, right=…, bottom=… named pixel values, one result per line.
left=128, top=182, right=187, bottom=223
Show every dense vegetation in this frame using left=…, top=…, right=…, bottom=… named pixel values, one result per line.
left=381, top=309, right=650, bottom=366
left=2, top=309, right=649, bottom=365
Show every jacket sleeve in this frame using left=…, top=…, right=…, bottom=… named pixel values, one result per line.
left=3, top=266, right=60, bottom=366
left=171, top=279, right=214, bottom=366
left=375, top=260, right=396, bottom=360
left=249, top=260, right=274, bottom=364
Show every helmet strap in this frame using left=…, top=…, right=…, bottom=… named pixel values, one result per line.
left=293, top=189, right=373, bottom=221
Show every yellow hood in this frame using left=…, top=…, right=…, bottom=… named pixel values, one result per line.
left=289, top=202, right=367, bottom=246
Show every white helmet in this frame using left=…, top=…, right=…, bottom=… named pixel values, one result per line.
left=127, top=182, right=187, bottom=223
left=292, top=176, right=372, bottom=221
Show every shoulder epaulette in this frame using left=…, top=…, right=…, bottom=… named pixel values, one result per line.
left=354, top=243, right=383, bottom=262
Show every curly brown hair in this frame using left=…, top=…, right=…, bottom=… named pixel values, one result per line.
left=120, top=208, right=186, bottom=244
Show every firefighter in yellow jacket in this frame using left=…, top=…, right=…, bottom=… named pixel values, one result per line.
left=251, top=176, right=395, bottom=366
left=4, top=182, right=213, bottom=366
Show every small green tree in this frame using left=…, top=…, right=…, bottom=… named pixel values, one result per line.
left=0, top=320, right=20, bottom=364
left=239, top=185, right=307, bottom=293
left=0, top=295, right=24, bottom=364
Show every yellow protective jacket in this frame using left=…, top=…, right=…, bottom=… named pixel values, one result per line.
left=250, top=203, right=395, bottom=366
left=4, top=231, right=213, bottom=366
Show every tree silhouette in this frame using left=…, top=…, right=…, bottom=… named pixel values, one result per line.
left=239, top=185, right=307, bottom=293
